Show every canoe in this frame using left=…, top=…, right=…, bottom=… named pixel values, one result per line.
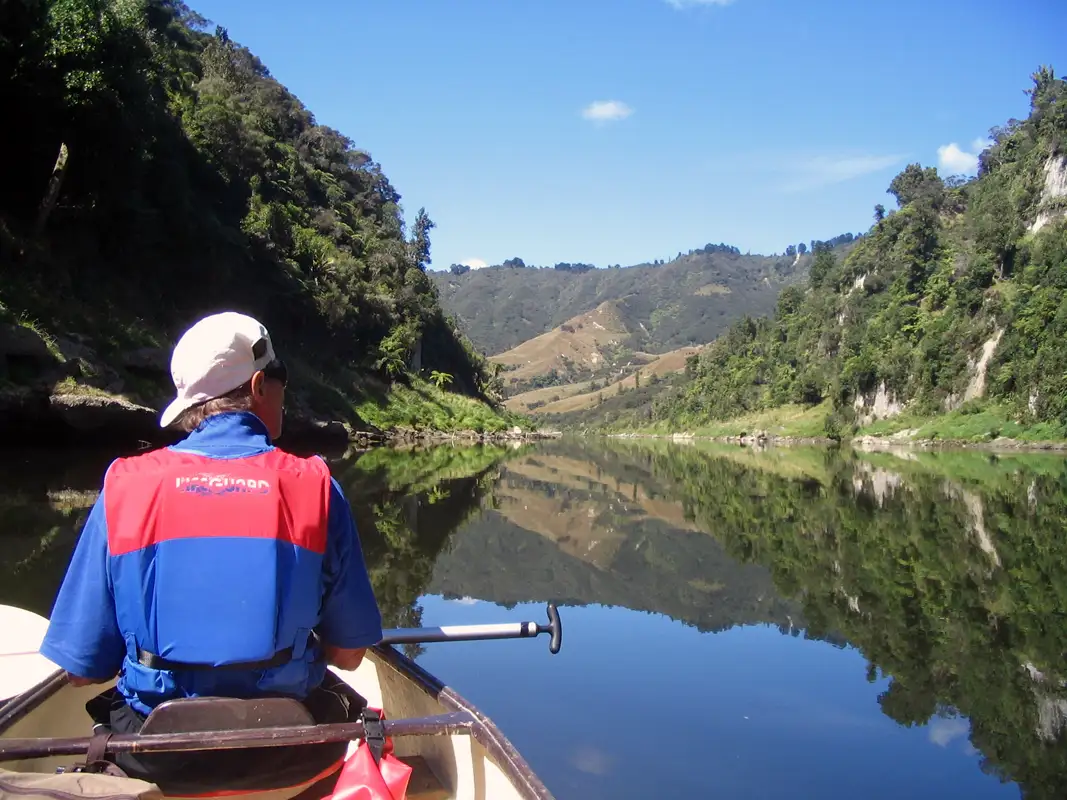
left=0, top=642, right=556, bottom=800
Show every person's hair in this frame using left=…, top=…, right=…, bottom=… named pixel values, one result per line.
left=173, top=380, right=254, bottom=433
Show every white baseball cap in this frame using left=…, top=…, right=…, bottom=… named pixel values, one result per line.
left=159, top=311, right=277, bottom=428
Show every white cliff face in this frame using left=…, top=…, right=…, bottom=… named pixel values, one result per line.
left=963, top=329, right=1004, bottom=403
left=1031, top=154, right=1067, bottom=234
left=853, top=381, right=905, bottom=425
left=943, top=329, right=1004, bottom=411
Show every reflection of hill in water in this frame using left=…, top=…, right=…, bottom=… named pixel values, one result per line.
left=492, top=453, right=704, bottom=570
left=427, top=449, right=804, bottom=635
left=422, top=437, right=1067, bottom=798
left=583, top=438, right=1067, bottom=800
left=428, top=508, right=801, bottom=635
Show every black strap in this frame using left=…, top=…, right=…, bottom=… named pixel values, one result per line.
left=62, top=729, right=128, bottom=777
left=361, top=708, right=385, bottom=765
left=137, top=633, right=317, bottom=673
left=86, top=729, right=111, bottom=765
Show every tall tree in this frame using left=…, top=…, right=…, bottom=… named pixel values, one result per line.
left=410, top=207, right=435, bottom=271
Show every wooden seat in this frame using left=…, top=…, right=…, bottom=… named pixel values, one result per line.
left=138, top=699, right=448, bottom=798
left=140, top=697, right=315, bottom=735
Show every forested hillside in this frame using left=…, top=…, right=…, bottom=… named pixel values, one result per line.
left=430, top=241, right=858, bottom=357
left=632, top=68, right=1067, bottom=442
left=0, top=0, right=506, bottom=440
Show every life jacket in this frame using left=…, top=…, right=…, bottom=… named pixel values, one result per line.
left=102, top=447, right=332, bottom=710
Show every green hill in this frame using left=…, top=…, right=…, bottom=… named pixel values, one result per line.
left=601, top=67, right=1067, bottom=442
left=430, top=239, right=862, bottom=357
left=0, top=0, right=509, bottom=443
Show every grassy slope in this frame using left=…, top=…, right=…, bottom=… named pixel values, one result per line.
left=492, top=301, right=634, bottom=392
left=509, top=344, right=703, bottom=415
left=634, top=401, right=834, bottom=439
left=608, top=398, right=1067, bottom=446
left=856, top=401, right=1067, bottom=444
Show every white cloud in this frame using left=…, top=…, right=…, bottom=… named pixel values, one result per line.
left=928, top=716, right=970, bottom=748
left=778, top=153, right=908, bottom=193
left=460, top=258, right=488, bottom=270
left=664, top=0, right=735, bottom=7
left=936, top=138, right=990, bottom=175
left=569, top=744, right=613, bottom=775
left=937, top=143, right=980, bottom=175
left=581, top=100, right=634, bottom=124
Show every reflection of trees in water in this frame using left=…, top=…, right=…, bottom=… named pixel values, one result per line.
left=0, top=449, right=121, bottom=616
left=595, top=440, right=1067, bottom=800
left=331, top=445, right=513, bottom=656
left=0, top=445, right=514, bottom=662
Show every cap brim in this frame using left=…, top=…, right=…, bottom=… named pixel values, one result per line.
left=159, top=396, right=196, bottom=428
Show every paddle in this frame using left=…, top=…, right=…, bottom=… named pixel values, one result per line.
left=0, top=602, right=563, bottom=701
left=0, top=711, right=477, bottom=762
left=382, top=603, right=563, bottom=654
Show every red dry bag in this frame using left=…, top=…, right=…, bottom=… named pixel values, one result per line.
left=328, top=708, right=413, bottom=800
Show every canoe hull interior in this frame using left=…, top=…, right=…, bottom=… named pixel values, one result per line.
left=0, top=647, right=552, bottom=800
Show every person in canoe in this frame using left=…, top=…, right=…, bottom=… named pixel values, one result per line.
left=37, top=311, right=384, bottom=792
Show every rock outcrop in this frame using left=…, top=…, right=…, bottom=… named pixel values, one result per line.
left=1030, top=154, right=1067, bottom=234
left=0, top=325, right=358, bottom=449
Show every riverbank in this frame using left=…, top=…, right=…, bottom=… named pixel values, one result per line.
left=607, top=401, right=1067, bottom=453
left=0, top=381, right=556, bottom=451
left=611, top=430, right=1067, bottom=453
left=0, top=318, right=548, bottom=450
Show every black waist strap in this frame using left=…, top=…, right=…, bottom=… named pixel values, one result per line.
left=137, top=633, right=317, bottom=673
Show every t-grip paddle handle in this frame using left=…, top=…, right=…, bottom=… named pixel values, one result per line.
left=540, top=603, right=562, bottom=655
left=374, top=603, right=564, bottom=652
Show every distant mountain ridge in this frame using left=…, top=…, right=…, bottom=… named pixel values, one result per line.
left=430, top=237, right=862, bottom=358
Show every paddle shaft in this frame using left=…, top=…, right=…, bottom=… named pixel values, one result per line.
left=383, top=621, right=538, bottom=645
left=0, top=604, right=563, bottom=659
left=384, top=602, right=561, bottom=653
left=4, top=624, right=538, bottom=655
left=0, top=712, right=474, bottom=761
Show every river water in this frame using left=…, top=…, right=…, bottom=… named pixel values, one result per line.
left=3, top=438, right=1066, bottom=799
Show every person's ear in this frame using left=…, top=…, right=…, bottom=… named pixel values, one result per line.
left=250, top=370, right=266, bottom=397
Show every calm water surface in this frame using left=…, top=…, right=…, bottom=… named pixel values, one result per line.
left=3, top=438, right=1066, bottom=799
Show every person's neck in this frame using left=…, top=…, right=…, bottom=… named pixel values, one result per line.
left=189, top=410, right=273, bottom=443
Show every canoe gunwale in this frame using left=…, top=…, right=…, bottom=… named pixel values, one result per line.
left=0, top=670, right=66, bottom=734
left=0, top=645, right=556, bottom=800
left=370, top=645, right=555, bottom=800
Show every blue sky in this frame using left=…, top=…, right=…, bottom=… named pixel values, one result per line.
left=187, top=0, right=1064, bottom=270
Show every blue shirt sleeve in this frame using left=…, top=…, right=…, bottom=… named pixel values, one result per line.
left=318, top=477, right=383, bottom=649
left=39, top=489, right=125, bottom=680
